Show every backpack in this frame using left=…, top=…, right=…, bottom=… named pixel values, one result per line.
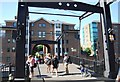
left=32, top=58, right=37, bottom=68
left=45, top=58, right=51, bottom=65
left=33, top=63, right=37, bottom=68
left=64, top=56, right=71, bottom=64
left=52, top=58, right=59, bottom=66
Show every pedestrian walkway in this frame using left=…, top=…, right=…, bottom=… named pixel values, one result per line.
left=31, top=63, right=114, bottom=82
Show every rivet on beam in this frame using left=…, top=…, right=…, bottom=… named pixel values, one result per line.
left=20, top=5, right=24, bottom=7
left=67, top=3, right=70, bottom=6
left=58, top=2, right=62, bottom=6
left=22, top=23, right=24, bottom=26
left=17, top=22, right=20, bottom=25
left=74, top=4, right=77, bottom=7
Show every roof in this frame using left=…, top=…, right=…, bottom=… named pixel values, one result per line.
left=4, top=17, right=76, bottom=26
left=0, top=26, right=17, bottom=30
left=4, top=20, right=17, bottom=22
left=31, top=17, right=55, bottom=24
left=30, top=17, right=75, bottom=25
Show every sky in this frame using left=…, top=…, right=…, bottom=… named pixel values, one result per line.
left=0, top=0, right=119, bottom=46
left=0, top=0, right=119, bottom=27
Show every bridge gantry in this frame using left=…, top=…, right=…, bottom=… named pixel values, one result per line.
left=15, top=0, right=117, bottom=82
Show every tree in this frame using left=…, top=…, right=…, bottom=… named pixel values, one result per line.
left=81, top=47, right=83, bottom=52
left=84, top=48, right=91, bottom=56
left=37, top=45, right=43, bottom=51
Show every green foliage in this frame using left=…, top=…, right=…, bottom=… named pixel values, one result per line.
left=81, top=47, right=83, bottom=52
left=84, top=48, right=91, bottom=56
left=37, top=45, right=43, bottom=51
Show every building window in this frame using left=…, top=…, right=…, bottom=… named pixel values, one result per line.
left=31, top=23, right=34, bottom=27
left=13, top=22, right=17, bottom=27
left=56, top=48, right=58, bottom=53
left=38, top=32, right=42, bottom=37
left=56, top=31, right=61, bottom=36
left=38, top=32, right=46, bottom=37
left=66, top=40, right=69, bottom=44
left=50, top=24, right=52, bottom=27
left=50, top=32, right=53, bottom=36
left=42, top=24, right=46, bottom=27
left=6, top=57, right=10, bottom=62
left=39, top=23, right=46, bottom=27
left=56, top=23, right=60, bottom=28
left=114, top=25, right=118, bottom=28
left=31, top=30, right=34, bottom=35
left=67, top=48, right=69, bottom=52
left=64, top=25, right=69, bottom=30
left=12, top=47, right=15, bottom=52
left=43, top=32, right=46, bottom=37
left=39, top=24, right=42, bottom=27
left=0, top=30, right=6, bottom=37
left=7, top=48, right=10, bottom=52
left=92, top=22, right=97, bottom=27
left=8, top=39, right=10, bottom=43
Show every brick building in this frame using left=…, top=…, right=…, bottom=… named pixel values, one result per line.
left=0, top=18, right=80, bottom=64
left=81, top=21, right=120, bottom=61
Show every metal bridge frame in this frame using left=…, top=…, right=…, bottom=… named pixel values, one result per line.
left=15, top=1, right=117, bottom=81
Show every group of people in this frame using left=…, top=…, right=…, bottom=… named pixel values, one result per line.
left=44, top=53, right=59, bottom=77
left=26, top=53, right=71, bottom=78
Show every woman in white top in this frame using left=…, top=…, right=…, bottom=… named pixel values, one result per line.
left=44, top=53, right=51, bottom=73
left=26, top=55, right=35, bottom=78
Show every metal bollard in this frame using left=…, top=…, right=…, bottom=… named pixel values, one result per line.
left=9, top=73, right=14, bottom=82
left=8, top=63, right=14, bottom=82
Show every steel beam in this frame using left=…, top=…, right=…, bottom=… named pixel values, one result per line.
left=32, top=40, right=58, bottom=44
left=100, top=1, right=117, bottom=79
left=15, top=2, right=28, bottom=81
left=57, top=40, right=60, bottom=60
left=27, top=2, right=103, bottom=13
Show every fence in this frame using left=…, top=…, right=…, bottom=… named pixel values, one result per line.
left=0, top=63, right=15, bottom=82
left=70, top=56, right=105, bottom=76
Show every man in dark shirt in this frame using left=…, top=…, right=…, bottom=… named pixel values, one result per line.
left=51, top=55, right=59, bottom=77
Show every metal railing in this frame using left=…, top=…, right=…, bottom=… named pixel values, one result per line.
left=0, top=63, right=15, bottom=82
left=70, top=56, right=105, bottom=76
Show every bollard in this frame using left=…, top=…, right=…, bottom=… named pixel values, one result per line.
left=9, top=73, right=14, bottom=82
left=25, top=64, right=31, bottom=82
left=65, top=63, right=69, bottom=74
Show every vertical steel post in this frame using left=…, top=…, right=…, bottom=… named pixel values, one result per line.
left=100, top=1, right=117, bottom=79
left=57, top=40, right=60, bottom=60
left=15, top=2, right=28, bottom=81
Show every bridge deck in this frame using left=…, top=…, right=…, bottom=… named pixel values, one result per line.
left=31, top=63, right=113, bottom=82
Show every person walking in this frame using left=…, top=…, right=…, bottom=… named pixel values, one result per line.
left=44, top=53, right=51, bottom=73
left=26, top=55, right=35, bottom=78
left=51, top=55, right=59, bottom=77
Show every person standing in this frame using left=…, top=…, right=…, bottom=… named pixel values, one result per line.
left=26, top=55, right=35, bottom=78
left=51, top=55, right=59, bottom=77
left=63, top=54, right=69, bottom=74
left=44, top=53, right=51, bottom=73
